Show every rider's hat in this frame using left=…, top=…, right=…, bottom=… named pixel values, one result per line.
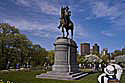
left=104, top=65, right=115, bottom=75
left=66, top=6, right=69, bottom=10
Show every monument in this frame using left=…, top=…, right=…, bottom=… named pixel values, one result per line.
left=36, top=6, right=88, bottom=80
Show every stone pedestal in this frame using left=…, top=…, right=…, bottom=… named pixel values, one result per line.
left=36, top=37, right=88, bottom=80
left=52, top=37, right=78, bottom=73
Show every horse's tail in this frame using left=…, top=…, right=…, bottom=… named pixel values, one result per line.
left=69, top=21, right=73, bottom=28
left=70, top=21, right=74, bottom=39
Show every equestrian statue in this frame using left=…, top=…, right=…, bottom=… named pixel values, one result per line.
left=58, top=6, right=74, bottom=39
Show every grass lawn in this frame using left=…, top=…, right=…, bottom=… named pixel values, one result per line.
left=0, top=71, right=124, bottom=83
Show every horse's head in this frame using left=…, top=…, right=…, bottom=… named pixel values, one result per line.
left=61, top=7, right=65, bottom=18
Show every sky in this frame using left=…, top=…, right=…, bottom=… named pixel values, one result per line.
left=0, top=0, right=125, bottom=53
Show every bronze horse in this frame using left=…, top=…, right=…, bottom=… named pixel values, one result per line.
left=58, top=6, right=74, bottom=39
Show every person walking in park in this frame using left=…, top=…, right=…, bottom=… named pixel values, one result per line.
left=98, top=63, right=123, bottom=83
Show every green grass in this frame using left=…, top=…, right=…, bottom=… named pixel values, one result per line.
left=0, top=71, right=124, bottom=83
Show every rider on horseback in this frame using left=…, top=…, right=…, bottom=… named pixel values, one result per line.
left=57, top=6, right=74, bottom=39
left=64, top=6, right=71, bottom=26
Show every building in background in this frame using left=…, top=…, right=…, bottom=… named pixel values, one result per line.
left=101, top=48, right=110, bottom=62
left=122, top=48, right=125, bottom=55
left=80, top=43, right=90, bottom=56
left=92, top=43, right=100, bottom=55
left=90, top=48, right=93, bottom=54
left=101, top=48, right=108, bottom=56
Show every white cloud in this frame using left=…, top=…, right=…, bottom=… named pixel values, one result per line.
left=6, top=19, right=58, bottom=31
left=90, top=1, right=125, bottom=32
left=91, top=1, right=121, bottom=19
left=112, top=15, right=125, bottom=26
left=101, top=31, right=114, bottom=37
left=75, top=24, right=89, bottom=38
left=31, top=31, right=51, bottom=38
left=0, top=6, right=5, bottom=10
left=13, top=0, right=60, bottom=15
left=85, top=17, right=93, bottom=20
left=38, top=2, right=59, bottom=15
left=15, top=0, right=31, bottom=7
left=4, top=18, right=61, bottom=39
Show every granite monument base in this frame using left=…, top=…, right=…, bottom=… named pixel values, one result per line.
left=36, top=37, right=88, bottom=80
left=36, top=71, right=88, bottom=80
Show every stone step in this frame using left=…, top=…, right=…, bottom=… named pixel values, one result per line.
left=36, top=72, right=88, bottom=80
left=36, top=74, right=73, bottom=80
left=73, top=73, right=88, bottom=80
left=71, top=72, right=84, bottom=77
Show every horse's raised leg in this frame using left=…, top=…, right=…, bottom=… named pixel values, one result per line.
left=58, top=21, right=62, bottom=29
left=71, top=29, right=73, bottom=39
left=62, top=27, right=65, bottom=37
left=66, top=29, right=69, bottom=38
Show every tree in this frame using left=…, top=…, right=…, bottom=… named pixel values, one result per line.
left=77, top=55, right=86, bottom=65
left=47, top=50, right=55, bottom=66
left=122, top=48, right=125, bottom=55
left=101, top=55, right=110, bottom=62
left=0, top=23, right=33, bottom=69
left=31, top=44, right=47, bottom=67
left=0, top=23, right=48, bottom=70
left=0, top=23, right=20, bottom=69
left=111, top=50, right=122, bottom=59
